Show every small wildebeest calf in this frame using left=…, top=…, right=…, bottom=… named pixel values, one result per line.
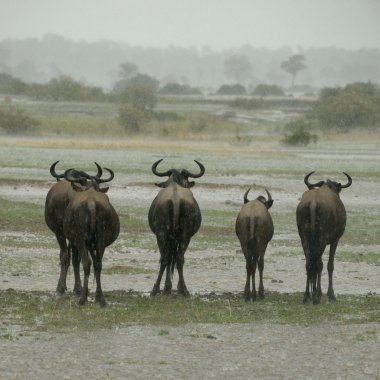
left=149, top=158, right=205, bottom=297
left=45, top=161, right=113, bottom=294
left=296, top=171, right=352, bottom=304
left=235, top=189, right=274, bottom=301
left=63, top=170, right=120, bottom=306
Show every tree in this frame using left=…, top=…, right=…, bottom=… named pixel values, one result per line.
left=281, top=54, right=306, bottom=88
left=224, top=55, right=252, bottom=84
left=114, top=62, right=139, bottom=93
left=124, top=74, right=159, bottom=111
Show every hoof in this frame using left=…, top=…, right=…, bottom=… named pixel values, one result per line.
left=178, top=287, right=190, bottom=297
left=244, top=292, right=251, bottom=302
left=163, top=287, right=172, bottom=295
left=56, top=284, right=67, bottom=295
left=259, top=289, right=265, bottom=299
left=313, top=297, right=321, bottom=305
left=73, top=285, right=82, bottom=296
left=78, top=297, right=87, bottom=306
left=303, top=295, right=311, bottom=304
left=150, top=286, right=160, bottom=297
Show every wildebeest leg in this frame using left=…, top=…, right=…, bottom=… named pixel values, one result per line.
left=258, top=251, right=265, bottom=299
left=56, top=233, right=70, bottom=294
left=151, top=234, right=169, bottom=296
left=251, top=257, right=258, bottom=301
left=302, top=241, right=311, bottom=304
left=327, top=240, right=339, bottom=301
left=71, top=243, right=82, bottom=295
left=93, top=247, right=106, bottom=307
left=177, top=237, right=190, bottom=297
left=78, top=243, right=91, bottom=305
left=241, top=245, right=252, bottom=301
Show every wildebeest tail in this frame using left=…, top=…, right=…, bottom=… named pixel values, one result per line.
left=86, top=199, right=97, bottom=252
left=247, top=216, right=258, bottom=266
left=308, top=200, right=319, bottom=286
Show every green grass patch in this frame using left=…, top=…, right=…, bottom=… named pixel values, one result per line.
left=338, top=251, right=380, bottom=266
left=0, top=290, right=378, bottom=338
left=102, top=265, right=155, bottom=275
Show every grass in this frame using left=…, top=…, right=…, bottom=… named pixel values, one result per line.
left=0, top=290, right=378, bottom=338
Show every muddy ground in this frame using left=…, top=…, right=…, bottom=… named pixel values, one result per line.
left=0, top=141, right=379, bottom=379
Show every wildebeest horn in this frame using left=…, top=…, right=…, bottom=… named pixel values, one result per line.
left=304, top=171, right=324, bottom=189
left=96, top=167, right=114, bottom=183
left=93, top=162, right=103, bottom=179
left=243, top=188, right=251, bottom=204
left=340, top=172, right=352, bottom=188
left=152, top=159, right=172, bottom=177
left=183, top=160, right=205, bottom=178
left=265, top=189, right=273, bottom=204
left=50, top=160, right=65, bottom=181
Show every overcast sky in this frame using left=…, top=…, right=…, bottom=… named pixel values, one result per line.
left=1, top=0, right=379, bottom=50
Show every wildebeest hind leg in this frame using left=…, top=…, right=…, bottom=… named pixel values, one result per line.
left=71, top=244, right=82, bottom=295
left=93, top=248, right=106, bottom=307
left=177, top=238, right=190, bottom=297
left=258, top=253, right=265, bottom=299
left=78, top=244, right=90, bottom=305
left=56, top=234, right=69, bottom=294
left=327, top=240, right=338, bottom=301
left=151, top=235, right=168, bottom=296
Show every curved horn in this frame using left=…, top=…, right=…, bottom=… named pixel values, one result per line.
left=265, top=189, right=273, bottom=204
left=304, top=171, right=324, bottom=189
left=185, top=160, right=205, bottom=178
left=152, top=159, right=172, bottom=177
left=243, top=188, right=251, bottom=204
left=340, top=172, right=352, bottom=188
left=93, top=162, right=103, bottom=179
left=96, top=167, right=114, bottom=183
left=50, top=160, right=65, bottom=180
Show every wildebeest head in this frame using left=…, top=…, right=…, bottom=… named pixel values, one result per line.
left=244, top=188, right=273, bottom=209
left=64, top=165, right=115, bottom=193
left=50, top=160, right=103, bottom=186
left=304, top=171, right=352, bottom=193
left=151, top=159, right=205, bottom=188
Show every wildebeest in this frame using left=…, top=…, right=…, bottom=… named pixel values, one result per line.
left=148, top=159, right=205, bottom=296
left=235, top=189, right=274, bottom=301
left=44, top=161, right=112, bottom=294
left=63, top=170, right=120, bottom=306
left=296, top=171, right=352, bottom=304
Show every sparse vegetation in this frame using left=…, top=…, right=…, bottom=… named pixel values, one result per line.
left=0, top=104, right=38, bottom=134
left=282, top=118, right=318, bottom=146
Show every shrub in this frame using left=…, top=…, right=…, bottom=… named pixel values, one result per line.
left=282, top=118, right=318, bottom=146
left=310, top=82, right=380, bottom=131
left=252, top=84, right=285, bottom=96
left=0, top=104, right=38, bottom=134
left=216, top=84, right=246, bottom=95
left=117, top=105, right=147, bottom=133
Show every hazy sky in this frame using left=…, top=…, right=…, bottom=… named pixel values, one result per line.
left=1, top=0, right=379, bottom=50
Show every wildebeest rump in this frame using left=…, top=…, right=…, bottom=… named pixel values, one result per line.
left=63, top=170, right=120, bottom=306
left=148, top=159, right=205, bottom=296
left=296, top=171, right=352, bottom=304
left=235, top=189, right=274, bottom=301
left=44, top=161, right=113, bottom=294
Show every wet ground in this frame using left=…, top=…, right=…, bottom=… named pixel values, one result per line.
left=0, top=140, right=379, bottom=379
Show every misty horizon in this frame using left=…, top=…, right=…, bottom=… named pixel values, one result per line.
left=1, top=0, right=379, bottom=51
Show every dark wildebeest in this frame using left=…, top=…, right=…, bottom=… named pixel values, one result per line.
left=235, top=189, right=274, bottom=301
left=148, top=159, right=205, bottom=297
left=296, top=171, right=352, bottom=304
left=63, top=170, right=120, bottom=306
left=45, top=161, right=113, bottom=294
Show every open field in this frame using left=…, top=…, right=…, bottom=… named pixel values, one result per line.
left=0, top=102, right=379, bottom=378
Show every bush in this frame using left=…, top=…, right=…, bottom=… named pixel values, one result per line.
left=310, top=82, right=380, bottom=131
left=117, top=104, right=147, bottom=133
left=0, top=104, right=38, bottom=134
left=152, top=111, right=184, bottom=122
left=282, top=119, right=318, bottom=146
left=216, top=84, right=246, bottom=95
left=252, top=84, right=285, bottom=96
